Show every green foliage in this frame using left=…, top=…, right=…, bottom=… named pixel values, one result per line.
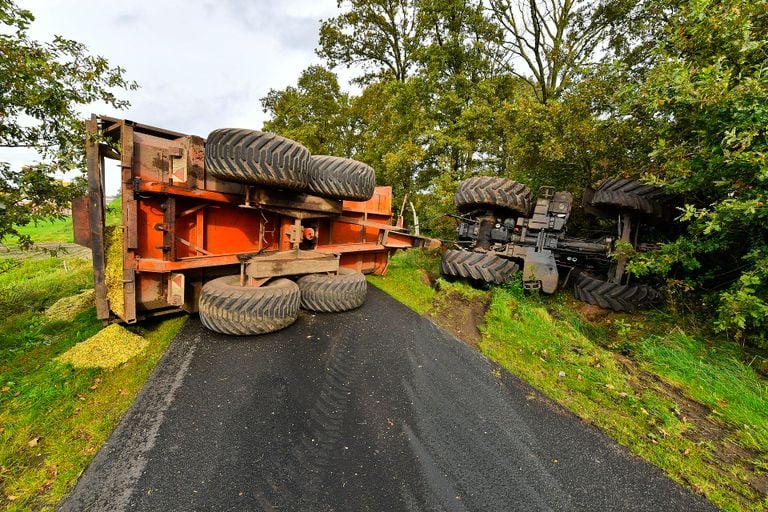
left=620, top=0, right=768, bottom=345
left=0, top=0, right=136, bottom=248
left=349, top=78, right=433, bottom=198
left=488, top=0, right=628, bottom=103
left=261, top=66, right=354, bottom=156
left=317, top=0, right=420, bottom=84
left=265, top=0, right=768, bottom=346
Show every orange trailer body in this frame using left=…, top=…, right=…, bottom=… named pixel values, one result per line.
left=75, top=115, right=436, bottom=324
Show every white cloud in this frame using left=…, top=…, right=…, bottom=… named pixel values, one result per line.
left=20, top=0, right=343, bottom=134
left=5, top=0, right=351, bottom=193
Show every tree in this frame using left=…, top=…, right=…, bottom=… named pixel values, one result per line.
left=349, top=79, right=433, bottom=194
left=413, top=0, right=506, bottom=183
left=261, top=66, right=354, bottom=156
left=489, top=0, right=625, bottom=103
left=317, top=0, right=421, bottom=84
left=622, top=0, right=768, bottom=346
left=0, top=0, right=136, bottom=247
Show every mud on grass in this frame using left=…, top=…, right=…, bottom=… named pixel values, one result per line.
left=616, top=355, right=768, bottom=500
left=427, top=279, right=491, bottom=348
left=367, top=249, right=441, bottom=315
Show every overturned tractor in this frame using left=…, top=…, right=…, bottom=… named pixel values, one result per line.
left=440, top=176, right=674, bottom=312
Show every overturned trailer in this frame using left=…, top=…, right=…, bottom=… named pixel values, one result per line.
left=74, top=115, right=436, bottom=335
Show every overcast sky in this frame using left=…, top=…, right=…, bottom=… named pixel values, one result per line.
left=6, top=0, right=352, bottom=194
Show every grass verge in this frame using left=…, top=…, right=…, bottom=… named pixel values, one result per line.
left=369, top=250, right=768, bottom=512
left=0, top=256, right=185, bottom=510
left=6, top=198, right=122, bottom=245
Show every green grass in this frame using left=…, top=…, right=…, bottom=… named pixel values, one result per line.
left=8, top=198, right=122, bottom=245
left=0, top=253, right=184, bottom=509
left=0, top=258, right=93, bottom=363
left=8, top=217, right=74, bottom=244
left=637, top=332, right=768, bottom=451
left=373, top=250, right=768, bottom=512
left=367, top=249, right=440, bottom=314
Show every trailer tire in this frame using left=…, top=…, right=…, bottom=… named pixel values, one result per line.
left=297, top=268, right=367, bottom=313
left=455, top=176, right=532, bottom=216
left=205, top=128, right=310, bottom=190
left=440, top=249, right=519, bottom=285
left=573, top=273, right=661, bottom=313
left=589, top=178, right=669, bottom=219
left=199, top=276, right=300, bottom=335
left=308, top=156, right=376, bottom=201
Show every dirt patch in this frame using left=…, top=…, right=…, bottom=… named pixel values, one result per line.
left=417, top=269, right=439, bottom=288
left=574, top=302, right=612, bottom=322
left=428, top=291, right=490, bottom=349
left=616, top=354, right=768, bottom=500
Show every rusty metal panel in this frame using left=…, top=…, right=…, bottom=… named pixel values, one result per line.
left=72, top=196, right=91, bottom=248
left=245, top=250, right=339, bottom=279
left=86, top=116, right=109, bottom=320
left=255, top=188, right=342, bottom=218
left=124, top=199, right=138, bottom=249
left=85, top=116, right=422, bottom=320
left=136, top=273, right=167, bottom=311
left=163, top=197, right=177, bottom=261
left=342, top=186, right=392, bottom=216
left=121, top=122, right=138, bottom=323
left=185, top=136, right=205, bottom=189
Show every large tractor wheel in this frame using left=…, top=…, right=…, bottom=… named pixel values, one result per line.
left=205, top=128, right=310, bottom=190
left=455, top=176, right=532, bottom=217
left=440, top=250, right=519, bottom=285
left=588, top=178, right=669, bottom=220
left=573, top=273, right=661, bottom=313
left=307, top=156, right=376, bottom=201
left=297, top=268, right=367, bottom=313
left=199, top=276, right=300, bottom=335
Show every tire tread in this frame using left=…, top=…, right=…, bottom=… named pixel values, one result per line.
left=573, top=274, right=661, bottom=313
left=440, top=249, right=519, bottom=284
left=298, top=268, right=367, bottom=313
left=205, top=128, right=310, bottom=189
left=590, top=178, right=669, bottom=218
left=199, top=276, right=300, bottom=335
left=455, top=176, right=532, bottom=216
left=308, top=155, right=375, bottom=201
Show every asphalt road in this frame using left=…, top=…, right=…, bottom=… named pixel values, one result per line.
left=60, top=285, right=718, bottom=512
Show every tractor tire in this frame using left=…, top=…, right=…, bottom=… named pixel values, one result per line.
left=205, top=128, right=310, bottom=190
left=199, top=276, right=300, bottom=335
left=440, top=249, right=519, bottom=285
left=589, top=178, right=669, bottom=219
left=455, top=176, right=532, bottom=216
left=308, top=155, right=376, bottom=201
left=573, top=273, right=661, bottom=313
left=297, top=268, right=367, bottom=313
